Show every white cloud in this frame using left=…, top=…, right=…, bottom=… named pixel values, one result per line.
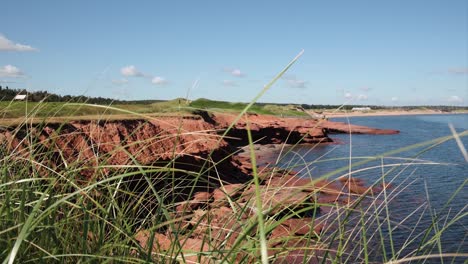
left=391, top=96, right=399, bottom=102
left=151, top=76, right=167, bottom=85
left=447, top=95, right=463, bottom=103
left=448, top=68, right=468, bottom=75
left=112, top=78, right=129, bottom=85
left=344, top=92, right=352, bottom=99
left=231, top=69, right=243, bottom=77
left=0, top=65, right=25, bottom=78
left=360, top=87, right=372, bottom=92
left=121, top=65, right=144, bottom=77
left=222, top=80, right=238, bottom=87
left=282, top=74, right=307, bottom=88
left=287, top=79, right=307, bottom=88
left=281, top=74, right=295, bottom=81
left=0, top=34, right=37, bottom=51
left=224, top=67, right=245, bottom=77
left=357, top=94, right=368, bottom=101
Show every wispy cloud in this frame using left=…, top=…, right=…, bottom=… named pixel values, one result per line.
left=224, top=67, right=245, bottom=77
left=357, top=94, right=368, bottom=101
left=0, top=34, right=38, bottom=52
left=287, top=79, right=307, bottom=88
left=447, top=95, right=463, bottom=103
left=222, top=80, right=238, bottom=87
left=0, top=65, right=25, bottom=78
left=340, top=90, right=370, bottom=101
left=151, top=76, right=167, bottom=85
left=360, top=87, right=372, bottom=92
left=0, top=80, right=17, bottom=84
left=121, top=65, right=145, bottom=77
left=282, top=74, right=307, bottom=88
left=448, top=68, right=468, bottom=75
left=391, top=96, right=399, bottom=102
left=231, top=69, right=244, bottom=77
left=112, top=78, right=129, bottom=85
left=444, top=88, right=457, bottom=92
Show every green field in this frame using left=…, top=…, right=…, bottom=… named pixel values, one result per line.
left=0, top=98, right=308, bottom=124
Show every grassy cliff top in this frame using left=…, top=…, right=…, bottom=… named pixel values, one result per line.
left=0, top=98, right=309, bottom=126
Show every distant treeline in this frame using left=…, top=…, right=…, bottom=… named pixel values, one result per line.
left=297, top=104, right=468, bottom=111
left=258, top=102, right=468, bottom=111
left=0, top=86, right=466, bottom=111
left=0, top=86, right=161, bottom=105
left=255, top=102, right=387, bottom=110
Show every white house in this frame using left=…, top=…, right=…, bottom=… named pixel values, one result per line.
left=351, top=107, right=371, bottom=111
left=13, top=94, right=27, bottom=100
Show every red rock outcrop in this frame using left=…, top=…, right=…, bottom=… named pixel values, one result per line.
left=210, top=113, right=331, bottom=145
left=211, top=113, right=399, bottom=144
left=1, top=112, right=399, bottom=181
left=319, top=120, right=400, bottom=134
left=138, top=168, right=388, bottom=263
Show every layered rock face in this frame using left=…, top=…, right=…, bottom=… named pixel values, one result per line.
left=211, top=113, right=399, bottom=145
left=2, top=116, right=231, bottom=180
left=2, top=113, right=398, bottom=171
left=319, top=120, right=399, bottom=135
left=1, top=112, right=398, bottom=188
left=136, top=170, right=390, bottom=263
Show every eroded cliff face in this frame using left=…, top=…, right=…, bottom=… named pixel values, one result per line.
left=211, top=113, right=331, bottom=145
left=3, top=118, right=215, bottom=163
left=211, top=113, right=399, bottom=144
left=2, top=116, right=236, bottom=184
left=1, top=113, right=398, bottom=183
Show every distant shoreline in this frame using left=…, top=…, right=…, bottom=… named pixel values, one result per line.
left=321, top=110, right=468, bottom=118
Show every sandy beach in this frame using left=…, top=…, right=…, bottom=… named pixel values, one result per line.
left=319, top=110, right=468, bottom=118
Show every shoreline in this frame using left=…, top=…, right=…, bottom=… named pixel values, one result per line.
left=321, top=110, right=468, bottom=118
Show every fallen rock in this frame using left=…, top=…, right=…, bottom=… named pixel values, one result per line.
left=175, top=191, right=212, bottom=214
left=280, top=218, right=324, bottom=236
left=338, top=176, right=366, bottom=185
left=135, top=229, right=213, bottom=263
left=239, top=186, right=312, bottom=216
left=212, top=183, right=245, bottom=206
left=134, top=230, right=171, bottom=252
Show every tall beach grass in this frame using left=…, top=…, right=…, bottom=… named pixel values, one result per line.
left=1, top=51, right=467, bottom=263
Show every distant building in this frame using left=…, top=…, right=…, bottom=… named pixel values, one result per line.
left=13, top=94, right=27, bottom=100
left=351, top=107, right=371, bottom=111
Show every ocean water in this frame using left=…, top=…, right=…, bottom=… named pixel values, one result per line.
left=274, top=114, right=468, bottom=263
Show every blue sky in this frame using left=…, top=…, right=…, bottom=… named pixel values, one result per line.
left=1, top=1, right=467, bottom=106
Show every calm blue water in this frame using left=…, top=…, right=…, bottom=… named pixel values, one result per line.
left=275, top=114, right=468, bottom=263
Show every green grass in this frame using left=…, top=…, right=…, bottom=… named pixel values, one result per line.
left=188, top=98, right=307, bottom=117
left=1, top=51, right=467, bottom=263
left=0, top=98, right=307, bottom=126
left=0, top=99, right=191, bottom=119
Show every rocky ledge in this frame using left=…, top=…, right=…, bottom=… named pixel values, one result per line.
left=135, top=170, right=391, bottom=263
left=0, top=112, right=399, bottom=180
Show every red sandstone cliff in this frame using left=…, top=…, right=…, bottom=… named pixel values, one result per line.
left=1, top=112, right=398, bottom=181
